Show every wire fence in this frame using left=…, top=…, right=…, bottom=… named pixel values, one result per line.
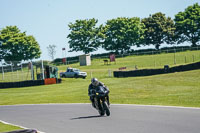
left=54, top=46, right=200, bottom=67
left=121, top=52, right=200, bottom=70
left=1, top=46, right=200, bottom=82
left=92, top=46, right=200, bottom=59
left=0, top=60, right=45, bottom=82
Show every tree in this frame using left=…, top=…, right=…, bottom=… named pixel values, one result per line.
left=102, top=17, right=145, bottom=54
left=0, top=41, right=3, bottom=61
left=47, top=44, right=56, bottom=60
left=67, top=18, right=103, bottom=54
left=174, top=3, right=200, bottom=47
left=0, top=26, right=41, bottom=62
left=142, top=12, right=176, bottom=50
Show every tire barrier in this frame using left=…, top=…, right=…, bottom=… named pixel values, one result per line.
left=57, top=78, right=62, bottom=83
left=44, top=78, right=56, bottom=85
left=0, top=78, right=62, bottom=89
left=114, top=61, right=200, bottom=78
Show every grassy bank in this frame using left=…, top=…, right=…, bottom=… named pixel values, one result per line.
left=0, top=69, right=199, bottom=107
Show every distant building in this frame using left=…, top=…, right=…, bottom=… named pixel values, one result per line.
left=79, top=54, right=91, bottom=66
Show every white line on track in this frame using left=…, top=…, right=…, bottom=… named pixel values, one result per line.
left=0, top=103, right=200, bottom=109
left=0, top=120, right=45, bottom=133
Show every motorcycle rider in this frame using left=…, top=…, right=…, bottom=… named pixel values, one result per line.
left=88, top=78, right=110, bottom=108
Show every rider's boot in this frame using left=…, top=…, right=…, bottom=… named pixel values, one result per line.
left=92, top=101, right=96, bottom=108
left=106, top=96, right=110, bottom=107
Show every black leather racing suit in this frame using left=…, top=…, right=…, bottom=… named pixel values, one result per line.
left=88, top=82, right=110, bottom=108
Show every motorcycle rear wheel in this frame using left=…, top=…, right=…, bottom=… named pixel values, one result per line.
left=99, top=110, right=105, bottom=116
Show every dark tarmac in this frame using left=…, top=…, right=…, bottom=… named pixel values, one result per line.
left=0, top=104, right=200, bottom=133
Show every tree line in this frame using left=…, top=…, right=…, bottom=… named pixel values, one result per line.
left=67, top=3, right=200, bottom=54
left=0, top=3, right=199, bottom=62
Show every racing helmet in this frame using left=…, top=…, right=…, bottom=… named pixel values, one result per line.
left=91, top=78, right=99, bottom=86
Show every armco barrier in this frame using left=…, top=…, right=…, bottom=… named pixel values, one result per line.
left=0, top=79, right=61, bottom=89
left=0, top=80, right=45, bottom=89
left=114, top=62, right=200, bottom=78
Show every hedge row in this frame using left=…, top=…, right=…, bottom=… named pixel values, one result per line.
left=113, top=61, right=200, bottom=77
left=0, top=78, right=62, bottom=89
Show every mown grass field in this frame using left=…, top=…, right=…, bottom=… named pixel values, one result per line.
left=0, top=66, right=199, bottom=107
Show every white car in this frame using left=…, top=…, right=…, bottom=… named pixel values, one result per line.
left=60, top=68, right=87, bottom=79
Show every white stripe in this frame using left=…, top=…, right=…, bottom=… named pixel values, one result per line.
left=0, top=103, right=90, bottom=107
left=112, top=104, right=200, bottom=110
left=0, top=120, right=45, bottom=133
left=0, top=103, right=199, bottom=110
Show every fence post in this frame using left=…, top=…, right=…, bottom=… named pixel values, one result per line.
left=11, top=61, right=13, bottom=81
left=185, top=56, right=187, bottom=64
left=90, top=70, right=93, bottom=78
left=17, top=70, right=19, bottom=81
left=41, top=60, right=45, bottom=80
left=1, top=61, right=4, bottom=80
left=174, top=48, right=176, bottom=65
left=108, top=69, right=112, bottom=77
left=193, top=55, right=195, bottom=62
left=21, top=63, right=23, bottom=81
left=31, top=61, right=34, bottom=80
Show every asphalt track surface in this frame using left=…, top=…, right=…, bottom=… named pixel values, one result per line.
left=0, top=104, right=200, bottom=133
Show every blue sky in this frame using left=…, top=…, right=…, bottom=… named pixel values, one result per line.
left=1, top=0, right=200, bottom=60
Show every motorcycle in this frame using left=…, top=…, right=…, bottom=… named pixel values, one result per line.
left=91, top=86, right=110, bottom=116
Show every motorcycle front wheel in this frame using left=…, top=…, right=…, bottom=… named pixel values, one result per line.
left=103, top=102, right=110, bottom=116
left=98, top=100, right=105, bottom=116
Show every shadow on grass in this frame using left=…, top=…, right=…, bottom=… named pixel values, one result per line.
left=70, top=115, right=104, bottom=120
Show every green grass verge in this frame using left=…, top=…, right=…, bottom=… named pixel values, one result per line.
left=0, top=122, right=22, bottom=132
left=0, top=69, right=199, bottom=107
